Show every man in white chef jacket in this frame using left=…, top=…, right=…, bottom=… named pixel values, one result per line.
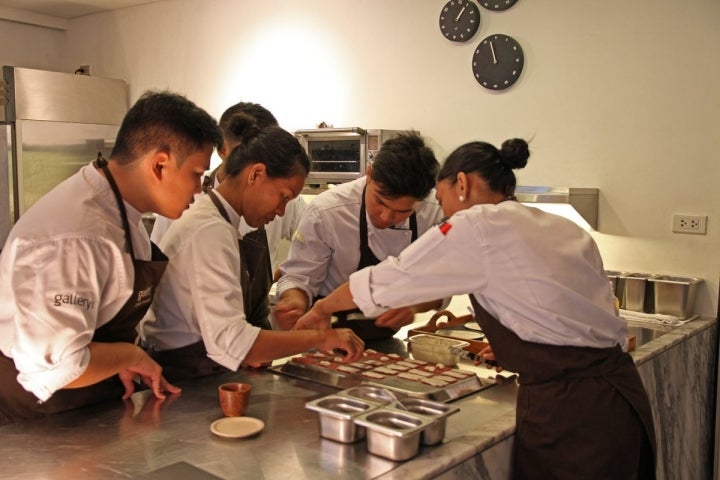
left=274, top=131, right=446, bottom=340
left=0, top=90, right=223, bottom=424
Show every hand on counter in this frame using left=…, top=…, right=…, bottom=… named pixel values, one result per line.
left=117, top=347, right=182, bottom=400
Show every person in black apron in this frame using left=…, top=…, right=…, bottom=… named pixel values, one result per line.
left=145, top=126, right=365, bottom=382
left=325, top=185, right=418, bottom=340
left=203, top=166, right=273, bottom=330
left=275, top=132, right=445, bottom=339
left=0, top=91, right=221, bottom=424
left=296, top=138, right=656, bottom=479
left=470, top=296, right=655, bottom=479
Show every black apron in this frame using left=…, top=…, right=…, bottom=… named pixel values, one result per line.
left=329, top=186, right=418, bottom=340
left=151, top=190, right=273, bottom=382
left=0, top=158, right=168, bottom=424
left=469, top=295, right=656, bottom=480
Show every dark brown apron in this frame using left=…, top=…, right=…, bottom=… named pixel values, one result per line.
left=151, top=190, right=272, bottom=382
left=469, top=295, right=656, bottom=479
left=0, top=158, right=168, bottom=425
left=330, top=185, right=418, bottom=340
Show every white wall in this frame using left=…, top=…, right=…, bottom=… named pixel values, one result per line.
left=0, top=19, right=63, bottom=71
left=11, top=0, right=720, bottom=315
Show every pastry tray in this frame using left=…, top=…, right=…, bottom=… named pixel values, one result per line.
left=269, top=351, right=495, bottom=402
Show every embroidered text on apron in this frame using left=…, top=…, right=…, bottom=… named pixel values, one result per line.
left=330, top=186, right=418, bottom=340
left=150, top=190, right=272, bottom=382
left=469, top=295, right=656, bottom=480
left=0, top=157, right=168, bottom=424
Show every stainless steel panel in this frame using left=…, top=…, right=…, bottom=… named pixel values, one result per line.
left=15, top=119, right=118, bottom=216
left=0, top=124, right=11, bottom=246
left=3, top=66, right=128, bottom=124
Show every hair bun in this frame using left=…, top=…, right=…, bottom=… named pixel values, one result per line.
left=499, top=138, right=529, bottom=169
left=226, top=112, right=260, bottom=143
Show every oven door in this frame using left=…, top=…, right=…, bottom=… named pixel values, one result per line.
left=295, top=127, right=367, bottom=185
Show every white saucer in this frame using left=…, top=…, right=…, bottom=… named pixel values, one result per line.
left=211, top=416, right=264, bottom=439
left=464, top=321, right=483, bottom=332
left=435, top=328, right=484, bottom=340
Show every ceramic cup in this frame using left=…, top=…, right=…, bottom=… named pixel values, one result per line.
left=218, top=382, right=252, bottom=417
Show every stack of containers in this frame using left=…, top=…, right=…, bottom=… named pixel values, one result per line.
left=605, top=270, right=703, bottom=319
left=306, top=385, right=460, bottom=461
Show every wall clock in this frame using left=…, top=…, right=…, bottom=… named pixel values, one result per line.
left=479, top=0, right=518, bottom=11
left=439, top=0, right=480, bottom=43
left=471, top=34, right=524, bottom=90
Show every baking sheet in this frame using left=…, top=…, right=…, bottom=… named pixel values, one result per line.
left=269, top=357, right=495, bottom=402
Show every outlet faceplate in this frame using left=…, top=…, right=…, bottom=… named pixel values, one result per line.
left=672, top=214, right=707, bottom=234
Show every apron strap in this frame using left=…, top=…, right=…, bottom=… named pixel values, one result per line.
left=94, top=154, right=135, bottom=258
left=207, top=190, right=231, bottom=223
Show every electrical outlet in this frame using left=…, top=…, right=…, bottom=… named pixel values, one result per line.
left=672, top=214, right=707, bottom=234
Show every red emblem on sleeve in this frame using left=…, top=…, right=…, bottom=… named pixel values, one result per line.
left=439, top=221, right=452, bottom=235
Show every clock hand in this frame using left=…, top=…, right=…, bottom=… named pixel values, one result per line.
left=489, top=41, right=498, bottom=64
left=455, top=5, right=467, bottom=22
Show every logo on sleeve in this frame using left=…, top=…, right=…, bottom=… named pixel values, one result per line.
left=52, top=293, right=95, bottom=311
left=439, top=221, right=452, bottom=235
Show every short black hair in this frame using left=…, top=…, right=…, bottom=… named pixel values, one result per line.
left=224, top=126, right=309, bottom=180
left=110, top=90, right=222, bottom=165
left=370, top=131, right=438, bottom=200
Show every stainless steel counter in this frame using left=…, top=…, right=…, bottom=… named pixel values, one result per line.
left=0, top=315, right=715, bottom=479
left=0, top=337, right=518, bottom=480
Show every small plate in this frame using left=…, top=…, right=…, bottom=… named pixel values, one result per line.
left=435, top=328, right=484, bottom=340
left=211, top=416, right=264, bottom=439
left=464, top=321, right=483, bottom=332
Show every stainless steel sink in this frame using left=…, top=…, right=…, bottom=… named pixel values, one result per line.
left=626, top=322, right=675, bottom=348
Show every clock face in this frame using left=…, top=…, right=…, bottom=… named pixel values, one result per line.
left=472, top=34, right=524, bottom=90
left=439, top=0, right=480, bottom=43
left=479, top=0, right=518, bottom=11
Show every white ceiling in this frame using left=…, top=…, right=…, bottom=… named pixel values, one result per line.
left=0, top=0, right=156, bottom=19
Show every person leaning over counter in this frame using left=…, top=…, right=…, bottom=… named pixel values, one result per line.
left=274, top=131, right=446, bottom=340
left=151, top=101, right=307, bottom=279
left=0, top=91, right=223, bottom=424
left=140, top=125, right=364, bottom=382
left=296, top=139, right=656, bottom=479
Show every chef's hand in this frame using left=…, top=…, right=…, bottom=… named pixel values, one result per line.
left=320, top=328, right=365, bottom=363
left=118, top=349, right=182, bottom=400
left=478, top=345, right=503, bottom=372
left=274, top=289, right=310, bottom=330
left=374, top=306, right=416, bottom=331
left=294, top=305, right=333, bottom=331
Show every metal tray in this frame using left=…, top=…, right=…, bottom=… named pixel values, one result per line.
left=269, top=360, right=494, bottom=402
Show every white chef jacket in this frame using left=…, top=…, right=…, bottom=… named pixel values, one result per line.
left=0, top=163, right=151, bottom=401
left=276, top=177, right=445, bottom=304
left=350, top=201, right=628, bottom=349
left=151, top=173, right=306, bottom=271
left=140, top=192, right=261, bottom=371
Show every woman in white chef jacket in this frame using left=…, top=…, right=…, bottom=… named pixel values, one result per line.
left=296, top=139, right=656, bottom=479
left=151, top=102, right=306, bottom=277
left=140, top=126, right=364, bottom=381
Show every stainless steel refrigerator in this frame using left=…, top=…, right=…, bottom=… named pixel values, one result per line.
left=0, top=66, right=128, bottom=246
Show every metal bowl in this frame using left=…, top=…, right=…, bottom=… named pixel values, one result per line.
left=305, top=395, right=379, bottom=443
left=354, top=409, right=434, bottom=461
left=398, top=397, right=460, bottom=445
left=406, top=334, right=470, bottom=366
